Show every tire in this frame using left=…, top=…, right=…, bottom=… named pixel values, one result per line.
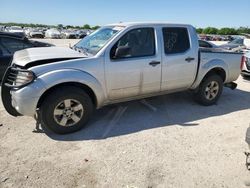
left=194, top=74, right=223, bottom=106
left=40, top=86, right=94, bottom=134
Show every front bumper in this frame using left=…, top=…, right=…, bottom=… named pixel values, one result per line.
left=1, top=67, right=47, bottom=117
left=10, top=79, right=46, bottom=116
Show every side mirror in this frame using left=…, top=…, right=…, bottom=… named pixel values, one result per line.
left=114, top=46, right=131, bottom=59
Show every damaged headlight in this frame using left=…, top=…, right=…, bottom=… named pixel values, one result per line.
left=4, top=67, right=35, bottom=88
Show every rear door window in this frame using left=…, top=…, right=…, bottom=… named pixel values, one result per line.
left=162, top=27, right=190, bottom=54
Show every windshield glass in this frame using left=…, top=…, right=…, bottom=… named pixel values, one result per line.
left=229, top=38, right=243, bottom=45
left=74, top=26, right=124, bottom=55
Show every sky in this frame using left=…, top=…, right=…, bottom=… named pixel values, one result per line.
left=0, top=0, right=249, bottom=28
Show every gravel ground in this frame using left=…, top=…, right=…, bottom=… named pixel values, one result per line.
left=1, top=76, right=250, bottom=188
left=0, top=39, right=249, bottom=188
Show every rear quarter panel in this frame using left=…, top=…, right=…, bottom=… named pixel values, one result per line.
left=191, top=50, right=242, bottom=89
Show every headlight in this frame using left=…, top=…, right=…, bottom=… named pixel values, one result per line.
left=14, top=71, right=35, bottom=87
left=4, top=67, right=35, bottom=88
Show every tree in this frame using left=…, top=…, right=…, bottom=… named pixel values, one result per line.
left=202, top=27, right=218, bottom=34
left=92, top=25, right=100, bottom=30
left=83, top=24, right=91, bottom=29
left=237, top=27, right=250, bottom=34
left=196, top=28, right=203, bottom=34
left=65, top=25, right=73, bottom=29
left=217, top=28, right=238, bottom=35
left=57, top=24, right=63, bottom=29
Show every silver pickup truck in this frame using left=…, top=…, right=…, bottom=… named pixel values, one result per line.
left=1, top=22, right=243, bottom=134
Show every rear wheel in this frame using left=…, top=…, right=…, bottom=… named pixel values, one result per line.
left=194, top=74, right=223, bottom=106
left=40, top=86, right=94, bottom=134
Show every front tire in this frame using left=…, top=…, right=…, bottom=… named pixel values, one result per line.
left=40, top=86, right=94, bottom=134
left=194, top=74, right=223, bottom=106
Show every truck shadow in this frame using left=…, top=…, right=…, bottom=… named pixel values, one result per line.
left=45, top=87, right=250, bottom=141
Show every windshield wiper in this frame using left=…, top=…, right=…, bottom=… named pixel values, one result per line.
left=72, top=46, right=89, bottom=56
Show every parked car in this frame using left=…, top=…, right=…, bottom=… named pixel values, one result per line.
left=1, top=22, right=243, bottom=134
left=241, top=52, right=250, bottom=78
left=29, top=29, right=45, bottom=38
left=7, top=26, right=25, bottom=37
left=45, top=28, right=61, bottom=38
left=220, top=37, right=250, bottom=50
left=0, top=32, right=53, bottom=80
left=61, top=30, right=78, bottom=39
left=76, top=30, right=87, bottom=39
left=199, top=40, right=218, bottom=48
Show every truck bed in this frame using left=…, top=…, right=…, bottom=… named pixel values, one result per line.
left=199, top=48, right=243, bottom=83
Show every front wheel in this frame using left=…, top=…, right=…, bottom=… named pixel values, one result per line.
left=40, top=86, right=94, bottom=134
left=194, top=74, right=223, bottom=106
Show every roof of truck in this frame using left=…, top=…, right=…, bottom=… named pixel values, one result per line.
left=107, top=22, right=193, bottom=28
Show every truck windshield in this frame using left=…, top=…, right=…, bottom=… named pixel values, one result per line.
left=73, top=26, right=124, bottom=56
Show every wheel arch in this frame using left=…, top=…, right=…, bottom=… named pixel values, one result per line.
left=37, top=82, right=98, bottom=109
left=202, top=67, right=226, bottom=82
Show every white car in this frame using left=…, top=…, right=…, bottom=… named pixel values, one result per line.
left=45, top=28, right=61, bottom=39
left=29, top=29, right=44, bottom=38
left=7, top=26, right=25, bottom=37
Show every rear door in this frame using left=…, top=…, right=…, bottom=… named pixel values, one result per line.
left=161, top=26, right=198, bottom=91
left=105, top=27, right=162, bottom=100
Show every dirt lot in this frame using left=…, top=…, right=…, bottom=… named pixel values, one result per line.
left=1, top=40, right=250, bottom=188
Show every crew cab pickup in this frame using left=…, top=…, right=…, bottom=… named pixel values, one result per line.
left=1, top=22, right=243, bottom=134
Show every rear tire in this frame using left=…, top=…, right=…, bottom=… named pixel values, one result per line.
left=40, top=86, right=94, bottom=134
left=194, top=74, right=223, bottom=106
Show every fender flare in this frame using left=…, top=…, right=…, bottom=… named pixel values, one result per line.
left=37, top=69, right=106, bottom=108
left=191, top=59, right=228, bottom=89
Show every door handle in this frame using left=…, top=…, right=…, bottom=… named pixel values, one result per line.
left=149, top=61, right=161, bottom=67
left=185, top=57, right=195, bottom=62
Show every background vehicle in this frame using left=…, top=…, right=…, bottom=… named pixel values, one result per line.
left=219, top=37, right=250, bottom=50
left=1, top=23, right=243, bottom=134
left=198, top=40, right=218, bottom=48
left=45, top=28, right=61, bottom=38
left=61, top=30, right=78, bottom=39
left=76, top=30, right=87, bottom=39
left=7, top=26, right=25, bottom=37
left=241, top=52, right=250, bottom=78
left=28, top=29, right=45, bottom=38
left=0, top=32, right=53, bottom=80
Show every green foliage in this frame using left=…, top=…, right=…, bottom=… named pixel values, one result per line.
left=199, top=26, right=250, bottom=35
left=83, top=24, right=91, bottom=29
left=217, top=27, right=238, bottom=35
left=202, top=27, right=218, bottom=34
left=196, top=28, right=203, bottom=34
left=92, top=25, right=100, bottom=30
left=237, top=27, right=250, bottom=34
left=57, top=24, right=63, bottom=29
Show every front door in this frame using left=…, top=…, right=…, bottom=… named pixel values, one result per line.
left=105, top=27, right=161, bottom=100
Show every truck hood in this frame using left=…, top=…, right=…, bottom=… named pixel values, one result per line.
left=13, top=47, right=87, bottom=68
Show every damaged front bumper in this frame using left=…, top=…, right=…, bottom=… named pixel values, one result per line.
left=1, top=67, right=46, bottom=117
